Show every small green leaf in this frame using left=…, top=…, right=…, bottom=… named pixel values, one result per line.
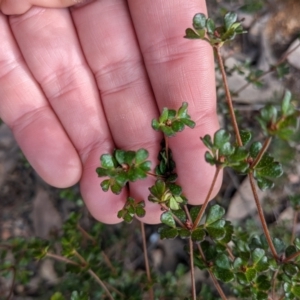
left=191, top=228, right=206, bottom=242
left=159, top=108, right=169, bottom=123
left=135, top=206, right=146, bottom=218
left=177, top=102, right=189, bottom=117
left=245, top=267, right=257, bottom=282
left=100, top=154, right=115, bottom=168
left=224, top=12, right=238, bottom=30
left=206, top=221, right=226, bottom=240
left=252, top=248, right=265, bottom=265
left=282, top=90, right=292, bottom=115
left=291, top=284, right=300, bottom=297
left=206, top=18, right=215, bottom=35
left=100, top=179, right=110, bottom=192
left=135, top=148, right=149, bottom=164
left=205, top=151, right=215, bottom=165
left=283, top=263, right=298, bottom=277
left=193, top=13, right=207, bottom=30
left=159, top=227, right=178, bottom=239
left=171, top=120, right=185, bottom=132
left=205, top=204, right=225, bottom=225
left=201, top=135, right=214, bottom=149
left=258, top=162, right=283, bottom=178
left=256, top=274, right=271, bottom=291
left=240, top=130, right=252, bottom=146
left=215, top=253, right=231, bottom=269
left=214, top=129, right=231, bottom=149
left=178, top=228, right=191, bottom=239
left=250, top=141, right=262, bottom=158
left=161, top=211, right=176, bottom=228
left=213, top=266, right=234, bottom=283
left=190, top=206, right=201, bottom=223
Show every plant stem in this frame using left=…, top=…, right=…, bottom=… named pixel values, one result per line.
left=197, top=245, right=227, bottom=300
left=192, top=167, right=221, bottom=229
left=251, top=136, right=272, bottom=169
left=140, top=222, right=154, bottom=300
left=46, top=252, right=80, bottom=266
left=88, top=269, right=114, bottom=300
left=283, top=250, right=300, bottom=263
left=291, top=210, right=298, bottom=244
left=77, top=223, right=97, bottom=244
left=101, top=251, right=117, bottom=275
left=248, top=173, right=278, bottom=260
left=215, top=45, right=242, bottom=146
left=46, top=252, right=115, bottom=299
left=189, top=237, right=197, bottom=300
left=234, top=41, right=300, bottom=95
left=1, top=266, right=15, bottom=300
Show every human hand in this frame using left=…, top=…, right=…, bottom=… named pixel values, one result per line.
left=0, top=0, right=221, bottom=224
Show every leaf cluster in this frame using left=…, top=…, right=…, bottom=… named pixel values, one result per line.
left=257, top=90, right=299, bottom=140
left=152, top=102, right=195, bottom=137
left=117, top=197, right=146, bottom=223
left=184, top=12, right=246, bottom=46
left=96, top=148, right=151, bottom=194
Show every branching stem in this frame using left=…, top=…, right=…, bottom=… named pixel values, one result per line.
left=251, top=136, right=272, bottom=169
left=215, top=45, right=242, bottom=146
left=197, top=245, right=227, bottom=300
left=1, top=266, right=16, bottom=300
left=283, top=250, right=300, bottom=263
left=234, top=41, right=300, bottom=95
left=189, top=237, right=196, bottom=300
left=192, top=166, right=221, bottom=229
left=249, top=173, right=278, bottom=260
left=140, top=222, right=154, bottom=300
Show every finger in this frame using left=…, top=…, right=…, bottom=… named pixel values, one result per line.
left=8, top=7, right=128, bottom=224
left=0, top=12, right=81, bottom=187
left=71, top=0, right=163, bottom=223
left=128, top=0, right=222, bottom=204
left=0, top=0, right=82, bottom=15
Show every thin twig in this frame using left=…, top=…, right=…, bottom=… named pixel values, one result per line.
left=226, top=245, right=235, bottom=261
left=189, top=237, right=196, bottom=300
left=88, top=269, right=114, bottom=300
left=271, top=269, right=279, bottom=299
left=77, top=224, right=97, bottom=244
left=1, top=266, right=16, bottom=300
left=197, top=245, right=227, bottom=300
left=251, top=137, right=272, bottom=169
left=234, top=41, right=300, bottom=95
left=192, top=167, right=221, bottom=229
left=291, top=210, right=298, bottom=244
left=248, top=173, right=278, bottom=260
left=283, top=250, right=300, bottom=263
left=215, top=45, right=242, bottom=146
left=140, top=222, right=154, bottom=300
left=101, top=251, right=117, bottom=275
left=46, top=252, right=115, bottom=299
left=46, top=252, right=80, bottom=266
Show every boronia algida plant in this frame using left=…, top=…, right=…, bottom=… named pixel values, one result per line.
left=1, top=9, right=300, bottom=300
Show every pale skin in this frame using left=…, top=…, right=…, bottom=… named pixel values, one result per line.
left=0, top=0, right=221, bottom=224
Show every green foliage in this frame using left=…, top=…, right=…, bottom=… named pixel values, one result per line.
left=96, top=148, right=151, bottom=194
left=185, top=12, right=246, bottom=46
left=201, top=129, right=250, bottom=172
left=256, top=90, right=299, bottom=141
left=152, top=102, right=195, bottom=137
left=117, top=197, right=146, bottom=223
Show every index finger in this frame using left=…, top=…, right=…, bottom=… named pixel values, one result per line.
left=128, top=0, right=222, bottom=204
